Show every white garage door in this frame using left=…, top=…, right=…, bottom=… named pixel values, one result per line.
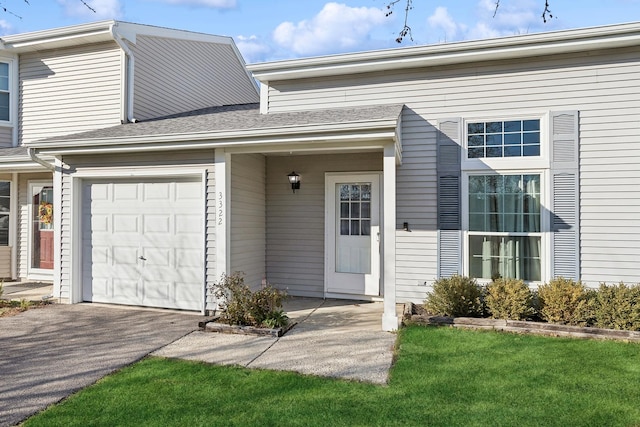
left=82, top=178, right=204, bottom=310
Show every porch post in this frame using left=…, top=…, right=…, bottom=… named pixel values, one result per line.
left=53, top=159, right=62, bottom=298
left=382, top=142, right=398, bottom=331
left=214, top=148, right=231, bottom=278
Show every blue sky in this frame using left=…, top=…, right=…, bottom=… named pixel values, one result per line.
left=1, top=0, right=639, bottom=63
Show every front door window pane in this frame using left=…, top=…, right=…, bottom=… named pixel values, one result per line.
left=338, top=183, right=371, bottom=236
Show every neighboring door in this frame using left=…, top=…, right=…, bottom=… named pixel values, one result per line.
left=29, top=183, right=54, bottom=275
left=325, top=173, right=381, bottom=296
left=82, top=178, right=204, bottom=311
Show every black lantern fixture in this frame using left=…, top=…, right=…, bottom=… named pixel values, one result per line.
left=287, top=171, right=300, bottom=193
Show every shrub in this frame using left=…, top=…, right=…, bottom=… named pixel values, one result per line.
left=537, top=277, right=595, bottom=326
left=424, top=275, right=483, bottom=317
left=485, top=278, right=535, bottom=320
left=593, top=282, right=640, bottom=331
left=211, top=272, right=288, bottom=328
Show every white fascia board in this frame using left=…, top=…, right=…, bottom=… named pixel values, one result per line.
left=248, top=22, right=640, bottom=81
left=0, top=160, right=50, bottom=170
left=112, top=21, right=234, bottom=46
left=0, top=20, right=116, bottom=53
left=32, top=127, right=397, bottom=156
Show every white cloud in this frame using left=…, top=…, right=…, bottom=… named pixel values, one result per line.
left=427, top=6, right=466, bottom=42
left=157, top=0, right=236, bottom=8
left=0, top=20, right=13, bottom=36
left=57, top=0, right=123, bottom=19
left=272, top=2, right=388, bottom=56
left=235, top=35, right=272, bottom=64
left=426, top=0, right=549, bottom=43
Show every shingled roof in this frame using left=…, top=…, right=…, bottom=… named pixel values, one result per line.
left=36, top=103, right=404, bottom=145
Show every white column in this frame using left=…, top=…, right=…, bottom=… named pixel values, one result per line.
left=382, top=142, right=398, bottom=331
left=53, top=159, right=62, bottom=298
left=215, top=148, right=231, bottom=278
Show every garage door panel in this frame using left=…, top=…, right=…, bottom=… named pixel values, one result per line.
left=174, top=282, right=202, bottom=307
left=175, top=214, right=201, bottom=234
left=176, top=249, right=204, bottom=268
left=113, top=278, right=141, bottom=300
left=143, top=215, right=171, bottom=234
left=114, top=215, right=139, bottom=233
left=82, top=179, right=204, bottom=311
left=114, top=183, right=139, bottom=200
left=176, top=181, right=203, bottom=199
left=143, top=182, right=170, bottom=200
left=141, top=248, right=171, bottom=266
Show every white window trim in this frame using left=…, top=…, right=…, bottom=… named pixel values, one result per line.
left=461, top=113, right=550, bottom=172
left=0, top=55, right=18, bottom=146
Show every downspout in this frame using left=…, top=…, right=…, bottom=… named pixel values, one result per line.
left=27, top=146, right=55, bottom=171
left=110, top=23, right=136, bottom=123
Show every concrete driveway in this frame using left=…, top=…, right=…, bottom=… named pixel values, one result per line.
left=0, top=304, right=198, bottom=427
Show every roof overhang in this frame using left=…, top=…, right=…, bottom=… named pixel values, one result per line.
left=248, top=22, right=640, bottom=81
left=0, top=20, right=117, bottom=53
left=27, top=116, right=402, bottom=160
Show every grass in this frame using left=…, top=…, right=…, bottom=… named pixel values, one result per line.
left=24, top=325, right=640, bottom=427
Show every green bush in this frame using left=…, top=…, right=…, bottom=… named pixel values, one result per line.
left=537, top=277, right=595, bottom=326
left=425, top=274, right=483, bottom=317
left=485, top=278, right=535, bottom=320
left=211, top=272, right=288, bottom=328
left=594, top=282, right=640, bottom=331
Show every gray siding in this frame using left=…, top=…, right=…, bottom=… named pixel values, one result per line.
left=230, top=154, right=266, bottom=289
left=131, top=35, right=259, bottom=121
left=19, top=42, right=123, bottom=144
left=265, top=153, right=381, bottom=297
left=266, top=46, right=640, bottom=287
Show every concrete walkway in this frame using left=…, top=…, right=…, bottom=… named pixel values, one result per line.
left=155, top=298, right=397, bottom=384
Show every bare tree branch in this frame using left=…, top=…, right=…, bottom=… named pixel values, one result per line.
left=0, top=0, right=95, bottom=20
left=386, top=0, right=413, bottom=43
left=387, top=0, right=555, bottom=44
left=541, top=0, right=553, bottom=23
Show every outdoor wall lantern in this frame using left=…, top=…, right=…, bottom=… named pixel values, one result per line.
left=287, top=171, right=301, bottom=193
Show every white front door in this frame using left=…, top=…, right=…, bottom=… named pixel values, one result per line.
left=325, top=173, right=380, bottom=296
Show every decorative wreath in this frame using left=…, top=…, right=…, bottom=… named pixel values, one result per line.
left=39, top=202, right=53, bottom=225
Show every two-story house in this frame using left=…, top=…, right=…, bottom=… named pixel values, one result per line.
left=21, top=20, right=640, bottom=331
left=0, top=21, right=259, bottom=290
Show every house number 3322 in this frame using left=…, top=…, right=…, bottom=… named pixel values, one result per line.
left=218, top=192, right=223, bottom=225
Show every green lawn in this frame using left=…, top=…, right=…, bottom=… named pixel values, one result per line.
left=24, top=326, right=640, bottom=427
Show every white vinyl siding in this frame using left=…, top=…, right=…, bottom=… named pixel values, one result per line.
left=131, top=35, right=259, bottom=121
left=230, top=153, right=266, bottom=289
left=265, top=45, right=640, bottom=287
left=19, top=42, right=123, bottom=144
left=205, top=166, right=216, bottom=311
left=266, top=153, right=381, bottom=298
